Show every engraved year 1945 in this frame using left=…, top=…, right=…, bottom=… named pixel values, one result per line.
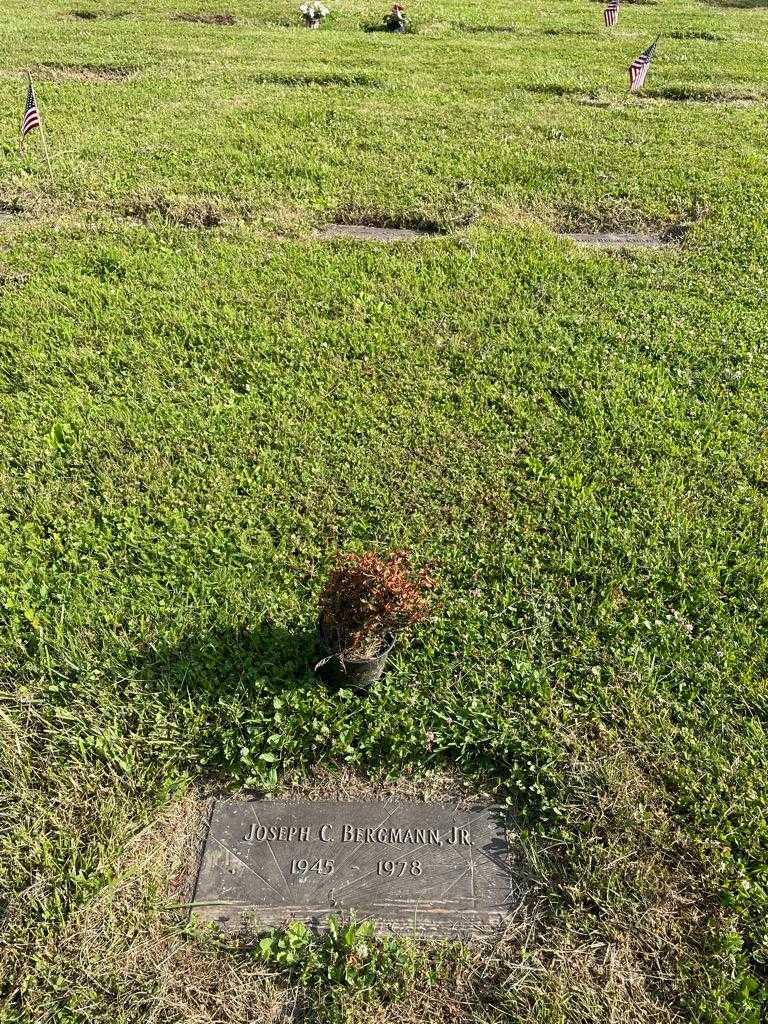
left=291, top=858, right=334, bottom=876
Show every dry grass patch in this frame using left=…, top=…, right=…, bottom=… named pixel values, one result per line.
left=517, top=729, right=730, bottom=1022
left=541, top=26, right=598, bottom=36
left=274, top=765, right=482, bottom=805
left=19, top=790, right=286, bottom=1024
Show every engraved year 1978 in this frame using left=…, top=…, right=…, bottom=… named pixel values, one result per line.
left=377, top=859, right=422, bottom=877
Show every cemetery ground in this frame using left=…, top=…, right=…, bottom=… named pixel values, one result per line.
left=1, top=0, right=767, bottom=1020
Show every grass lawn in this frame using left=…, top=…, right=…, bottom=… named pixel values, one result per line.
left=1, top=0, right=768, bottom=1020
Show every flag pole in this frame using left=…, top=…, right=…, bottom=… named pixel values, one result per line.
left=27, top=71, right=55, bottom=186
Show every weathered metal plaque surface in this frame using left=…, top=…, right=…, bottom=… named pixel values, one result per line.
left=192, top=800, right=516, bottom=936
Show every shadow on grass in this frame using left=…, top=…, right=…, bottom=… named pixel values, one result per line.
left=130, top=621, right=404, bottom=785
left=138, top=622, right=318, bottom=702
left=361, top=20, right=415, bottom=33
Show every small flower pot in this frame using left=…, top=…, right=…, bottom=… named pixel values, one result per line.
left=315, top=619, right=395, bottom=691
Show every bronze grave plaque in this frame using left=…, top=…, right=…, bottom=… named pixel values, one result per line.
left=191, top=800, right=516, bottom=936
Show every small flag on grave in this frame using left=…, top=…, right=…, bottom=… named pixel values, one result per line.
left=628, top=37, right=659, bottom=92
left=20, top=75, right=41, bottom=146
left=19, top=72, right=54, bottom=182
left=604, top=0, right=619, bottom=27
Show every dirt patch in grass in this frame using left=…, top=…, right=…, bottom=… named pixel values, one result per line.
left=125, top=194, right=225, bottom=229
left=175, top=11, right=237, bottom=25
left=576, top=93, right=626, bottom=107
left=36, top=62, right=136, bottom=82
left=18, top=789, right=287, bottom=1024
left=545, top=85, right=757, bottom=108
left=361, top=18, right=417, bottom=33
left=70, top=8, right=99, bottom=18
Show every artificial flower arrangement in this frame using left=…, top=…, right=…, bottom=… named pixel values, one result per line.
left=299, top=2, right=329, bottom=27
left=384, top=3, right=407, bottom=31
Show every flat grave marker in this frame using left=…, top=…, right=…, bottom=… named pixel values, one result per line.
left=314, top=224, right=438, bottom=242
left=560, top=230, right=673, bottom=249
left=192, top=799, right=517, bottom=937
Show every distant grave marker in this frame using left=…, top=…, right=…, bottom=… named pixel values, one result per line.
left=192, top=800, right=517, bottom=936
left=460, top=24, right=518, bottom=33
left=0, top=205, right=21, bottom=224
left=560, top=231, right=673, bottom=249
left=315, top=224, right=439, bottom=242
left=259, top=73, right=380, bottom=88
left=37, top=63, right=135, bottom=82
left=175, top=11, right=237, bottom=25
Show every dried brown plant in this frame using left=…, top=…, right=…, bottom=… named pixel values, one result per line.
left=318, top=550, right=434, bottom=661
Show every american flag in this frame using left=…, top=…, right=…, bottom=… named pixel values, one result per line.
left=628, top=38, right=658, bottom=92
left=604, top=0, right=619, bottom=27
left=21, top=77, right=41, bottom=143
